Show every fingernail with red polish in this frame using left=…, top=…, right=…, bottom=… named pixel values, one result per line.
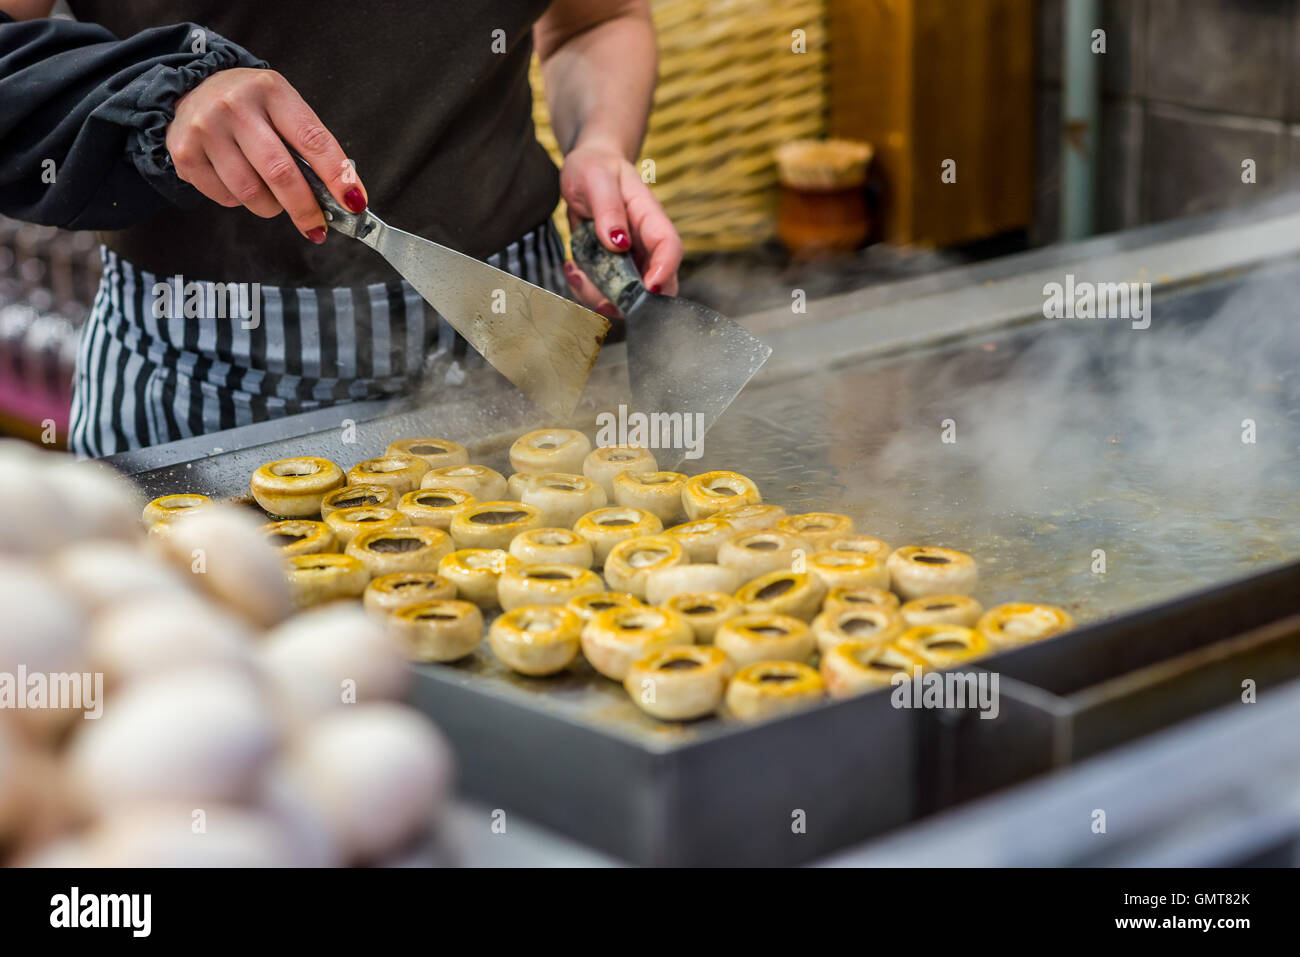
left=343, top=187, right=366, bottom=213
left=648, top=283, right=661, bottom=294
left=306, top=226, right=327, bottom=244
left=610, top=228, right=630, bottom=250
left=563, top=261, right=579, bottom=278
left=596, top=303, right=619, bottom=318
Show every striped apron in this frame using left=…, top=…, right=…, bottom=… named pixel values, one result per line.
left=68, top=221, right=568, bottom=458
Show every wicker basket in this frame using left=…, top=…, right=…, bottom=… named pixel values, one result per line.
left=531, top=0, right=829, bottom=255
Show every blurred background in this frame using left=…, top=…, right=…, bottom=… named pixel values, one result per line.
left=2, top=0, right=1297, bottom=443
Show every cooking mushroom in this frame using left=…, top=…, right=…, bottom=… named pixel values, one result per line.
left=324, top=505, right=411, bottom=548
left=346, top=526, right=454, bottom=577
left=612, top=470, right=686, bottom=524
left=398, top=487, right=476, bottom=530
left=438, top=549, right=517, bottom=607
left=734, top=570, right=827, bottom=620
left=448, top=501, right=545, bottom=550
left=583, top=445, right=657, bottom=498
left=346, top=453, right=429, bottom=496
left=725, top=661, right=825, bottom=722
left=420, top=464, right=507, bottom=501
left=573, top=506, right=663, bottom=566
left=250, top=457, right=345, bottom=517
left=886, top=546, right=979, bottom=600
left=811, top=605, right=905, bottom=656
left=624, top=645, right=731, bottom=721
left=714, top=613, right=814, bottom=668
left=518, top=472, right=607, bottom=527
left=976, top=602, right=1074, bottom=649
left=388, top=599, right=484, bottom=662
left=680, top=470, right=761, bottom=521
left=776, top=512, right=855, bottom=550
left=489, top=605, right=584, bottom=676
left=386, top=437, right=469, bottom=471
left=644, top=563, right=740, bottom=606
left=508, top=527, right=594, bottom=569
left=509, top=428, right=592, bottom=475
left=899, top=594, right=984, bottom=629
left=363, top=572, right=458, bottom=615
left=580, top=605, right=693, bottom=681
left=497, top=562, right=604, bottom=611
left=716, top=528, right=810, bottom=581
left=820, top=640, right=927, bottom=699
left=319, top=483, right=397, bottom=519
left=664, top=515, right=734, bottom=563
left=602, top=534, right=688, bottom=600
left=661, top=591, right=743, bottom=643
left=260, top=519, right=337, bottom=558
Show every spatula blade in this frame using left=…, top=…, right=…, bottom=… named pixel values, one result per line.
left=626, top=293, right=772, bottom=457
left=369, top=221, right=609, bottom=420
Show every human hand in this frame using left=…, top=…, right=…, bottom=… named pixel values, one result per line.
left=560, top=141, right=682, bottom=315
left=166, top=68, right=366, bottom=243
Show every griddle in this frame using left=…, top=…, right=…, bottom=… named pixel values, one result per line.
left=106, top=197, right=1300, bottom=864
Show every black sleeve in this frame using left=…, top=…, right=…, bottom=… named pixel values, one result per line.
left=0, top=13, right=267, bottom=230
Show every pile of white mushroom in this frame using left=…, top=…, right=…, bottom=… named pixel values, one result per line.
left=0, top=440, right=453, bottom=867
left=160, top=428, right=1076, bottom=728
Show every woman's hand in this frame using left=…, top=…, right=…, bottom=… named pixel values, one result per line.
left=560, top=141, right=683, bottom=315
left=165, top=68, right=366, bottom=243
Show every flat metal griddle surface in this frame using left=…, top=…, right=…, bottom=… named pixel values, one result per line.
left=115, top=258, right=1300, bottom=754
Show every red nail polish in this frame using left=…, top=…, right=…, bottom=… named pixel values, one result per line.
left=563, top=261, right=579, bottom=277
left=596, top=303, right=619, bottom=318
left=610, top=228, right=630, bottom=250
left=306, top=226, right=327, bottom=244
left=343, top=187, right=366, bottom=213
left=648, top=283, right=661, bottom=294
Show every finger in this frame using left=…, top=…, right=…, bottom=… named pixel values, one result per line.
left=571, top=166, right=631, bottom=253
left=170, top=141, right=240, bottom=207
left=563, top=261, right=618, bottom=317
left=205, top=136, right=283, bottom=220
left=623, top=174, right=682, bottom=295
left=233, top=118, right=328, bottom=239
left=265, top=82, right=367, bottom=214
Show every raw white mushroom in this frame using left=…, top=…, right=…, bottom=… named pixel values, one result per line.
left=0, top=442, right=61, bottom=555
left=0, top=563, right=86, bottom=674
left=43, top=457, right=144, bottom=545
left=258, top=604, right=410, bottom=719
left=88, top=595, right=256, bottom=689
left=258, top=762, right=345, bottom=868
left=278, top=703, right=452, bottom=863
left=154, top=504, right=292, bottom=627
left=50, top=540, right=192, bottom=612
left=84, top=804, right=299, bottom=867
left=65, top=667, right=280, bottom=813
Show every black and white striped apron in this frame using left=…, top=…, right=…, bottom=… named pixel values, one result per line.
left=68, top=220, right=568, bottom=458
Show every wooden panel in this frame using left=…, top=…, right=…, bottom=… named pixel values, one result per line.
left=830, top=0, right=1033, bottom=246
left=829, top=0, right=914, bottom=240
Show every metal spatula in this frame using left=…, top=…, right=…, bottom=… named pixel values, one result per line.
left=297, top=158, right=609, bottom=420
left=571, top=221, right=771, bottom=461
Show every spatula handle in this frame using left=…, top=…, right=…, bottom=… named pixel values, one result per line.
left=291, top=152, right=371, bottom=240
left=570, top=220, right=646, bottom=315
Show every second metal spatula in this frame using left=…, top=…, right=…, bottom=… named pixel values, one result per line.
left=297, top=158, right=609, bottom=420
left=571, top=221, right=771, bottom=456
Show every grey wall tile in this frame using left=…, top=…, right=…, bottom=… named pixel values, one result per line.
left=1099, top=99, right=1144, bottom=232
left=1142, top=104, right=1286, bottom=222
left=1144, top=0, right=1293, bottom=119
